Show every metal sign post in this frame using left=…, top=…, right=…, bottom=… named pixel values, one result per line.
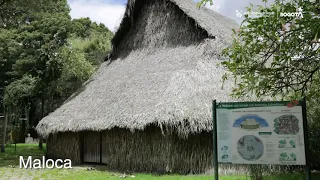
left=212, top=100, right=218, bottom=180
left=302, top=98, right=311, bottom=180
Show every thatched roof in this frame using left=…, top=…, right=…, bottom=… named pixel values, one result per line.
left=36, top=0, right=239, bottom=138
left=112, top=0, right=238, bottom=53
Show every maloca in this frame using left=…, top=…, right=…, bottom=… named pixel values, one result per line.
left=19, top=156, right=72, bottom=169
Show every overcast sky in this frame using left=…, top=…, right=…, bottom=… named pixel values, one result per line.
left=67, top=0, right=273, bottom=32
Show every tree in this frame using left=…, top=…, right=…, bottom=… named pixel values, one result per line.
left=5, top=1, right=72, bottom=133
left=0, top=28, right=19, bottom=110
left=0, top=0, right=71, bottom=109
left=198, top=0, right=319, bottom=99
left=46, top=41, right=95, bottom=107
left=70, top=18, right=113, bottom=65
left=0, top=0, right=70, bottom=29
left=0, top=0, right=70, bottom=150
left=71, top=18, right=113, bottom=39
left=0, top=0, right=113, bottom=151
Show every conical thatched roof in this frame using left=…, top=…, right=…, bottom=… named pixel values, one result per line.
left=36, top=0, right=239, bottom=138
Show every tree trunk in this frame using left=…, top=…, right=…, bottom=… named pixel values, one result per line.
left=28, top=101, right=36, bottom=127
left=39, top=97, right=44, bottom=150
left=41, top=97, right=45, bottom=118
left=1, top=106, right=8, bottom=152
left=19, top=119, right=26, bottom=143
left=28, top=101, right=38, bottom=138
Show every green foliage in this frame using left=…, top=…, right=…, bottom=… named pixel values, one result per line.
left=197, top=0, right=213, bottom=8
left=307, top=98, right=320, bottom=167
left=221, top=0, right=319, bottom=99
left=60, top=46, right=95, bottom=82
left=4, top=75, right=37, bottom=106
left=68, top=34, right=111, bottom=66
left=0, top=0, right=70, bottom=29
left=0, top=0, right=113, bottom=127
left=52, top=44, right=95, bottom=97
left=71, top=18, right=113, bottom=39
left=0, top=28, right=19, bottom=107
left=70, top=18, right=113, bottom=66
left=200, top=0, right=319, bottom=99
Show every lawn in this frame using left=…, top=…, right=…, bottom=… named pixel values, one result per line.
left=0, top=143, right=46, bottom=167
left=0, top=144, right=319, bottom=180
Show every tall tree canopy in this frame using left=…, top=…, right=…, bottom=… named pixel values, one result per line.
left=0, top=0, right=70, bottom=29
left=0, top=0, right=113, bottom=143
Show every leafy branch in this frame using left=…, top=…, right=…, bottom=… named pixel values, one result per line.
left=219, top=0, right=320, bottom=99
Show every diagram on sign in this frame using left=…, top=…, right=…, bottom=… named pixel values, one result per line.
left=237, top=135, right=264, bottom=161
left=221, top=146, right=228, bottom=151
left=222, top=155, right=228, bottom=160
left=279, top=152, right=297, bottom=161
left=274, top=115, right=299, bottom=135
left=233, top=115, right=269, bottom=130
left=217, top=102, right=306, bottom=165
left=278, top=138, right=296, bottom=148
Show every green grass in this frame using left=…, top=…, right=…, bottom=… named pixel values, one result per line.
left=0, top=168, right=248, bottom=180
left=53, top=171, right=247, bottom=180
left=0, top=144, right=319, bottom=179
left=0, top=143, right=46, bottom=167
left=0, top=169, right=317, bottom=180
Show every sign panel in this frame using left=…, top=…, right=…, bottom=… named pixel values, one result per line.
left=216, top=101, right=306, bottom=165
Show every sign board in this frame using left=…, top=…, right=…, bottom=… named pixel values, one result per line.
left=216, top=101, right=306, bottom=165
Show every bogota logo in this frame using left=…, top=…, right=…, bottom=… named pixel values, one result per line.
left=19, top=156, right=72, bottom=169
left=280, top=7, right=303, bottom=18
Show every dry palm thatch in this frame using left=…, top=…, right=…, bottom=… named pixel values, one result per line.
left=36, top=0, right=239, bottom=138
left=100, top=126, right=213, bottom=174
left=46, top=132, right=81, bottom=164
left=112, top=0, right=237, bottom=54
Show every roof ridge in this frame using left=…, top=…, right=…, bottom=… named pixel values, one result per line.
left=110, top=0, right=238, bottom=58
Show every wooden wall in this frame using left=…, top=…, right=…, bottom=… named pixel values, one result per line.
left=46, top=132, right=81, bottom=165
left=100, top=126, right=213, bottom=174
left=47, top=127, right=214, bottom=174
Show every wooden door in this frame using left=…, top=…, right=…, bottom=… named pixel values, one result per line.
left=83, top=132, right=101, bottom=163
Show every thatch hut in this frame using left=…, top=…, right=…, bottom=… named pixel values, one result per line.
left=36, top=0, right=238, bottom=174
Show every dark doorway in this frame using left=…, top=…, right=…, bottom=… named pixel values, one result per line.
left=82, top=131, right=101, bottom=163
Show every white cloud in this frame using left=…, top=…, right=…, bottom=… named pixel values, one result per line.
left=204, top=0, right=224, bottom=13
left=68, top=0, right=125, bottom=32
